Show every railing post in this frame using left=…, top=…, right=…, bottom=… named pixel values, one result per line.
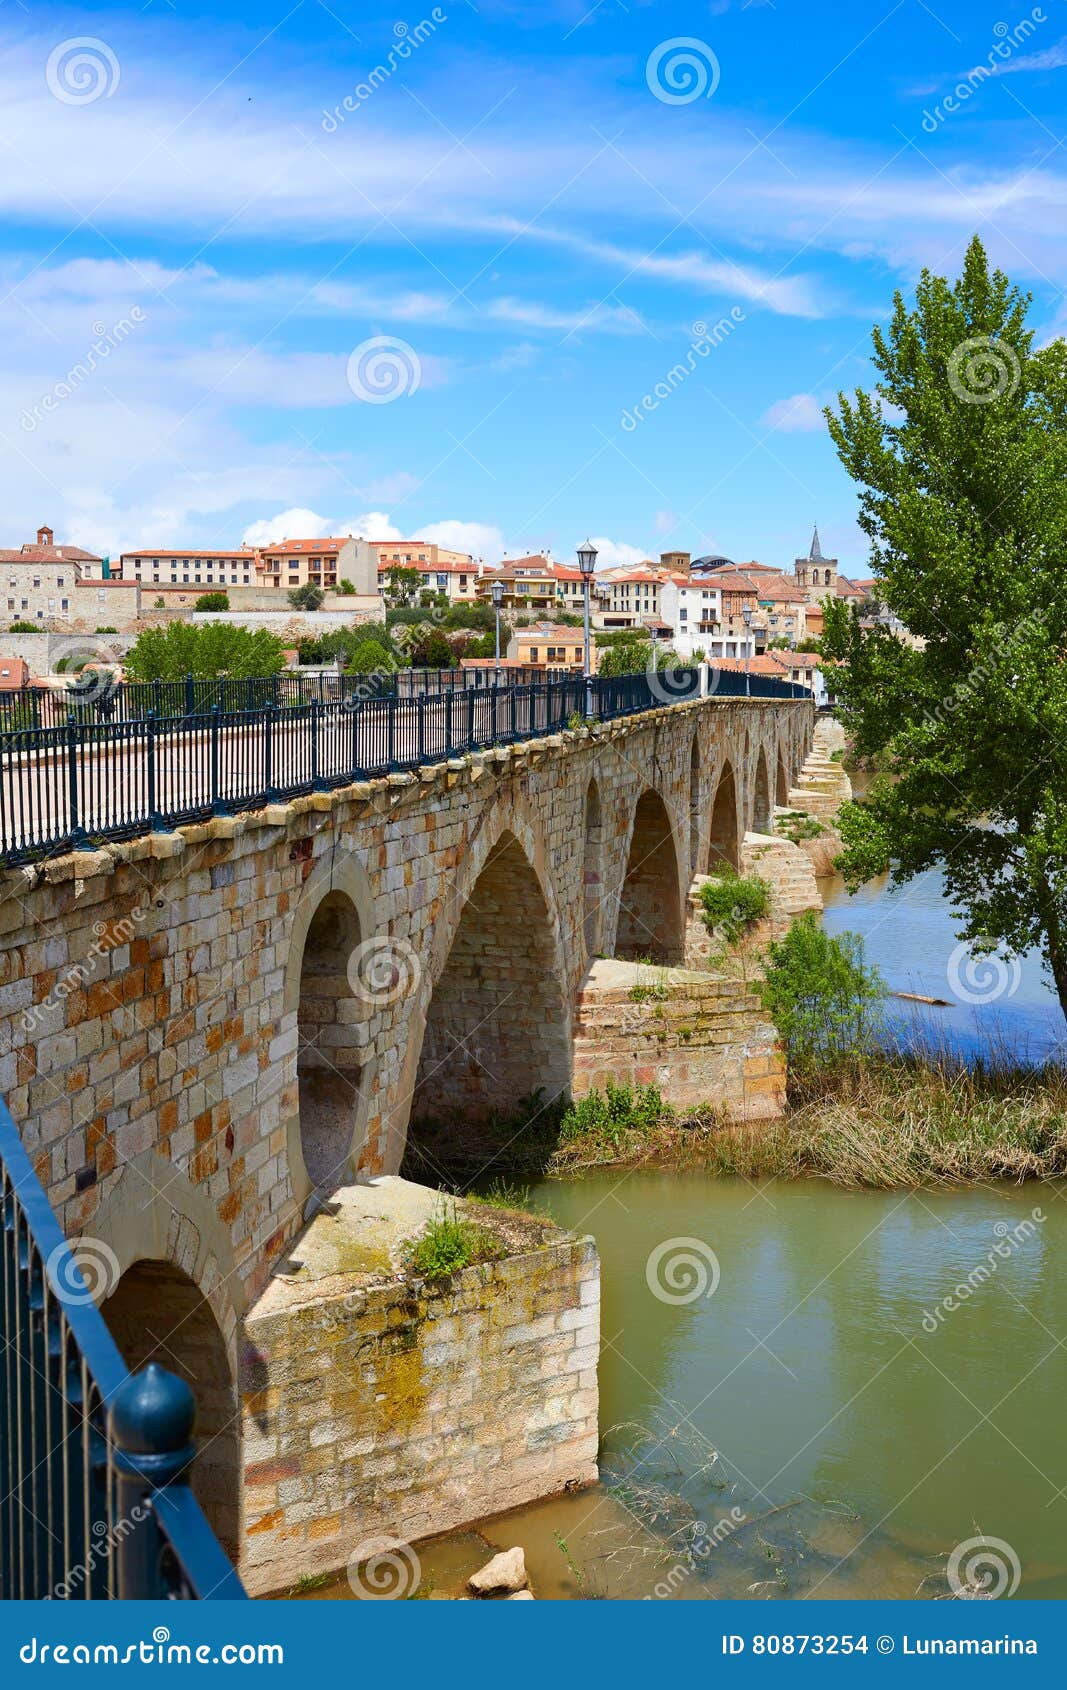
left=66, top=721, right=87, bottom=849
left=146, top=709, right=161, bottom=830
left=185, top=673, right=194, bottom=718
left=265, top=705, right=277, bottom=801
left=110, top=1363, right=197, bottom=1601
left=416, top=693, right=425, bottom=764
left=387, top=696, right=397, bottom=770
left=209, top=705, right=228, bottom=815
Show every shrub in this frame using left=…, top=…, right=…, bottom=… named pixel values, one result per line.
left=405, top=1205, right=504, bottom=1282
left=194, top=592, right=230, bottom=611
left=559, top=1081, right=666, bottom=1149
left=776, top=811, right=825, bottom=844
left=94, top=625, right=119, bottom=634
left=759, top=911, right=886, bottom=1072
left=8, top=622, right=36, bottom=633
left=124, top=621, right=286, bottom=680
left=335, top=579, right=357, bottom=595
left=699, top=868, right=771, bottom=944
left=347, top=638, right=392, bottom=676
left=288, top=584, right=325, bottom=611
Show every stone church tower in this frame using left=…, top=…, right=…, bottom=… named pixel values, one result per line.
left=794, top=525, right=838, bottom=603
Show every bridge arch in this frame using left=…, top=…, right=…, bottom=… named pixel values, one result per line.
left=582, top=776, right=605, bottom=960
left=688, top=732, right=702, bottom=878
left=708, top=761, right=739, bottom=869
left=102, top=1259, right=239, bottom=1558
left=614, top=788, right=684, bottom=964
left=753, top=747, right=772, bottom=834
left=405, top=812, right=570, bottom=1141
left=776, top=743, right=790, bottom=806
left=283, top=850, right=377, bottom=1202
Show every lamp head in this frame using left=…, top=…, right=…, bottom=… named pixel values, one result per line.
left=577, top=540, right=597, bottom=579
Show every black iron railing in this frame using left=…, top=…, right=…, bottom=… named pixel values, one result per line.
left=0, top=669, right=810, bottom=865
left=0, top=666, right=545, bottom=736
left=0, top=1096, right=246, bottom=1599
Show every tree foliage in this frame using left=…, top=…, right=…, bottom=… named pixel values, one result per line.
left=760, top=913, right=886, bottom=1072
left=822, top=235, right=1067, bottom=1019
left=287, top=584, right=325, bottom=611
left=124, top=621, right=286, bottom=680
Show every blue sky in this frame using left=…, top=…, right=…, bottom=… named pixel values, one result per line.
left=3, top=0, right=1066, bottom=571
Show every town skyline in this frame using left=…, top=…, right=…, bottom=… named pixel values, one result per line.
left=6, top=2, right=1066, bottom=568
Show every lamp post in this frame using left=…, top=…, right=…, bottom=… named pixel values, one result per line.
left=577, top=539, right=598, bottom=716
left=491, top=578, right=504, bottom=685
left=742, top=603, right=752, bottom=696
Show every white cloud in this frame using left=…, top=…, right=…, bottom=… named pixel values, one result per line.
left=344, top=512, right=403, bottom=541
left=761, top=393, right=826, bottom=433
left=588, top=536, right=648, bottom=570
left=242, top=509, right=335, bottom=546
left=412, top=520, right=505, bottom=560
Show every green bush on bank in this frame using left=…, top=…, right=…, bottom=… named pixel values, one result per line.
left=759, top=912, right=886, bottom=1072
left=404, top=1205, right=504, bottom=1282
left=699, top=868, right=771, bottom=945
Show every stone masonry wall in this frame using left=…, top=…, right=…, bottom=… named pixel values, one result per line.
left=0, top=695, right=811, bottom=1316
left=241, top=1233, right=599, bottom=1595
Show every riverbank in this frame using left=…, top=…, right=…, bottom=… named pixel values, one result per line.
left=405, top=1052, right=1067, bottom=1193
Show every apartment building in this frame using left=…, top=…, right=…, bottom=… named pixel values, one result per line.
left=1, top=526, right=105, bottom=624
left=507, top=623, right=597, bottom=672
left=119, top=548, right=256, bottom=588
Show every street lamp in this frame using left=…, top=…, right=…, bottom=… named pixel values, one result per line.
left=577, top=540, right=598, bottom=714
left=742, top=603, right=752, bottom=696
left=491, top=578, right=504, bottom=685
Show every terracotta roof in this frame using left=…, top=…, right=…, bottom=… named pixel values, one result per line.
left=258, top=537, right=356, bottom=554
left=0, top=545, right=101, bottom=564
left=514, top=624, right=586, bottom=640
left=121, top=548, right=255, bottom=560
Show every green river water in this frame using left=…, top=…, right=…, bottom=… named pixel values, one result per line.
left=311, top=1168, right=1067, bottom=1602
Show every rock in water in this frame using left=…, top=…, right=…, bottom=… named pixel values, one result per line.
left=506, top=1590, right=535, bottom=1600
left=469, top=1547, right=528, bottom=1595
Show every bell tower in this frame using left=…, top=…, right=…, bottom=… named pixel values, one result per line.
left=794, top=524, right=838, bottom=602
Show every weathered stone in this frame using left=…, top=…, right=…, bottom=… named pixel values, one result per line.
left=469, top=1546, right=528, bottom=1594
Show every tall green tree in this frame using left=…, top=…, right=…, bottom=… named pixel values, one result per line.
left=125, top=621, right=286, bottom=680
left=823, top=235, right=1067, bottom=1018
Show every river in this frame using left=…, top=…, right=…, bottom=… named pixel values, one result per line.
left=310, top=775, right=1067, bottom=1603
left=819, top=770, right=1066, bottom=1067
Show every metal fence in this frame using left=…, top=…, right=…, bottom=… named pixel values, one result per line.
left=0, top=669, right=809, bottom=866
left=0, top=1096, right=246, bottom=1600
left=0, top=666, right=543, bottom=735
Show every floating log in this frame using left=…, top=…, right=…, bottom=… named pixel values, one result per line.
left=894, top=990, right=951, bottom=1007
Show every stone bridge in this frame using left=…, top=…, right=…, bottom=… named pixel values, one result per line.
left=0, top=691, right=813, bottom=1588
